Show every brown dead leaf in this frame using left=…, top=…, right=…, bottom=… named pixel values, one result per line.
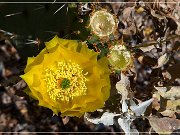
left=109, top=3, right=124, bottom=15
left=167, top=63, right=180, bottom=81
left=154, top=86, right=180, bottom=100
left=151, top=9, right=166, bottom=20
left=122, top=22, right=136, bottom=35
left=62, top=116, right=70, bottom=125
left=5, top=69, right=13, bottom=77
left=122, top=7, right=134, bottom=22
left=166, top=99, right=180, bottom=113
left=148, top=117, right=180, bottom=134
left=152, top=92, right=180, bottom=117
left=152, top=93, right=160, bottom=110
left=160, top=110, right=176, bottom=118
left=138, top=55, right=157, bottom=66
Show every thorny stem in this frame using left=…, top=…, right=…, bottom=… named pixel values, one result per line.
left=131, top=35, right=180, bottom=48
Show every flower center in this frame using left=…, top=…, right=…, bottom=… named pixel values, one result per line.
left=44, top=61, right=87, bottom=102
left=60, top=78, right=70, bottom=89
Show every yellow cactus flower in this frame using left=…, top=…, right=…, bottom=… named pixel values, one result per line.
left=20, top=36, right=110, bottom=117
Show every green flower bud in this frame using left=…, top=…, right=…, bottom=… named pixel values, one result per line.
left=89, top=9, right=118, bottom=38
left=108, top=45, right=133, bottom=71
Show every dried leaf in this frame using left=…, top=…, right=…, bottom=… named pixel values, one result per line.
left=157, top=53, right=169, bottom=68
left=154, top=86, right=167, bottom=92
left=162, top=71, right=171, bottom=80
left=122, top=7, right=134, bottom=22
left=130, top=98, right=153, bottom=116
left=118, top=117, right=131, bottom=135
left=166, top=99, right=180, bottom=113
left=139, top=45, right=156, bottom=52
left=148, top=117, right=180, bottom=134
left=152, top=93, right=180, bottom=117
left=62, top=116, right=70, bottom=125
left=118, top=117, right=139, bottom=135
left=137, top=55, right=157, bottom=66
left=116, top=73, right=130, bottom=101
left=110, top=3, right=124, bottom=15
left=122, top=22, right=136, bottom=35
left=152, top=93, right=161, bottom=110
left=130, top=129, right=139, bottom=135
left=167, top=63, right=180, bottom=80
left=160, top=110, right=176, bottom=118
left=130, top=100, right=136, bottom=107
left=154, top=86, right=180, bottom=100
left=151, top=9, right=166, bottom=20
left=85, top=112, right=120, bottom=126
left=122, top=100, right=128, bottom=113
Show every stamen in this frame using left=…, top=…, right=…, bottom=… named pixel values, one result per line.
left=44, top=61, right=87, bottom=102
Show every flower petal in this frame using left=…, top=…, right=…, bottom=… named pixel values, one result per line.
left=21, top=36, right=111, bottom=117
